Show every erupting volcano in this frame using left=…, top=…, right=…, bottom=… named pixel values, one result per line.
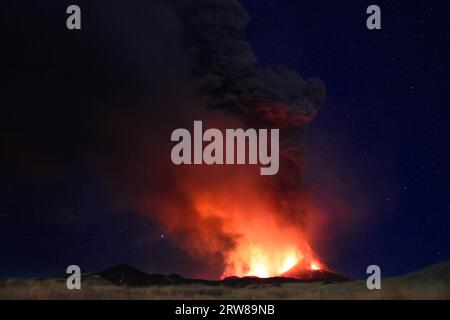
left=157, top=0, right=328, bottom=280
left=98, top=0, right=329, bottom=281
left=192, top=179, right=325, bottom=279
left=147, top=158, right=328, bottom=280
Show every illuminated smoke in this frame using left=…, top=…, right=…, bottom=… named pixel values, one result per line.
left=10, top=0, right=327, bottom=279
left=115, top=0, right=328, bottom=278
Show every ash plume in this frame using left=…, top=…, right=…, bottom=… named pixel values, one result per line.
left=121, top=0, right=329, bottom=278
left=1, top=0, right=327, bottom=279
left=174, top=0, right=326, bottom=127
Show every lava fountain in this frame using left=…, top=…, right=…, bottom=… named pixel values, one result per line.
left=155, top=133, right=327, bottom=280
left=192, top=168, right=325, bottom=279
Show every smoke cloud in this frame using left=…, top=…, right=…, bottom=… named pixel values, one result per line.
left=174, top=0, right=325, bottom=125
left=1, top=0, right=326, bottom=279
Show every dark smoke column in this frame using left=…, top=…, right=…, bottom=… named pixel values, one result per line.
left=174, top=0, right=325, bottom=168
left=159, top=0, right=329, bottom=278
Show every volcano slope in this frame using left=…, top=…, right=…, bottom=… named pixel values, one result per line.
left=0, top=261, right=449, bottom=300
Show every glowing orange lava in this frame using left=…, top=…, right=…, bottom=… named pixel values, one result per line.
left=191, top=177, right=323, bottom=279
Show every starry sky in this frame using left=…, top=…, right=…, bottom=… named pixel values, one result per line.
left=0, top=0, right=449, bottom=279
left=239, top=0, right=450, bottom=277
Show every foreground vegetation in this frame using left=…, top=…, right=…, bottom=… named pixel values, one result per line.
left=1, top=262, right=449, bottom=300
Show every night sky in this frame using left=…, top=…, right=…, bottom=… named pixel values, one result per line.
left=239, top=0, right=450, bottom=277
left=1, top=1, right=449, bottom=279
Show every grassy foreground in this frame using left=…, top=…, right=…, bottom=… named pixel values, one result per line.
left=1, top=262, right=449, bottom=300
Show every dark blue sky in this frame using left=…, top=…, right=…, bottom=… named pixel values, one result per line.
left=0, top=1, right=449, bottom=280
left=240, top=0, right=450, bottom=277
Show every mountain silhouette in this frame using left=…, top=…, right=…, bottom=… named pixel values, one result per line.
left=81, top=264, right=350, bottom=287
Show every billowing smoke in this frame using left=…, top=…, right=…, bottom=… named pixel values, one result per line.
left=175, top=0, right=325, bottom=125
left=1, top=0, right=327, bottom=279
left=108, top=0, right=328, bottom=279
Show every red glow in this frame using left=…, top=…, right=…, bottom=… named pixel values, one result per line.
left=188, top=167, right=324, bottom=279
left=130, top=117, right=327, bottom=280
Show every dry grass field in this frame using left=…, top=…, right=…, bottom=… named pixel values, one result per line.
left=1, top=261, right=449, bottom=300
